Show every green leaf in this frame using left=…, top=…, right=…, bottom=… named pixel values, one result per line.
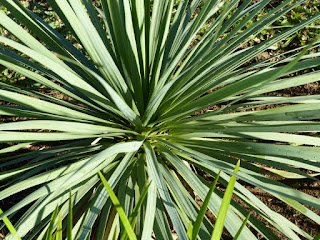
left=0, top=88, right=109, bottom=124
left=0, top=120, right=131, bottom=134
left=187, top=222, right=194, bottom=240
left=191, top=171, right=221, bottom=240
left=313, top=233, right=320, bottom=240
left=0, top=143, right=32, bottom=154
left=141, top=181, right=157, bottom=240
left=98, top=171, right=137, bottom=240
left=121, top=181, right=151, bottom=240
left=77, top=153, right=136, bottom=240
left=67, top=190, right=73, bottom=240
left=1, top=0, right=320, bottom=239
left=157, top=142, right=257, bottom=239
left=233, top=213, right=251, bottom=240
left=55, top=214, right=63, bottom=240
left=128, top=181, right=151, bottom=225
left=46, top=205, right=59, bottom=240
left=211, top=160, right=240, bottom=240
left=144, top=142, right=189, bottom=240
left=0, top=208, right=22, bottom=240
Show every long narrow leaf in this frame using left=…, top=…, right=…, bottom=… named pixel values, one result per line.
left=211, top=161, right=240, bottom=240
left=98, top=171, right=137, bottom=240
left=0, top=209, right=21, bottom=240
left=233, top=213, right=251, bottom=240
left=190, top=171, right=221, bottom=240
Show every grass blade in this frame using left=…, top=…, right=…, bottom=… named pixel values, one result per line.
left=191, top=171, right=221, bottom=240
left=187, top=221, right=194, bottom=240
left=46, top=205, right=59, bottom=240
left=98, top=171, right=137, bottom=240
left=128, top=181, right=151, bottom=225
left=55, top=214, right=62, bottom=240
left=211, top=160, right=240, bottom=240
left=121, top=181, right=151, bottom=240
left=0, top=208, right=22, bottom=240
left=233, top=212, right=251, bottom=240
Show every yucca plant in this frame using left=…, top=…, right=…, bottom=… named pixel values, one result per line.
left=1, top=0, right=320, bottom=239
left=1, top=163, right=245, bottom=240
